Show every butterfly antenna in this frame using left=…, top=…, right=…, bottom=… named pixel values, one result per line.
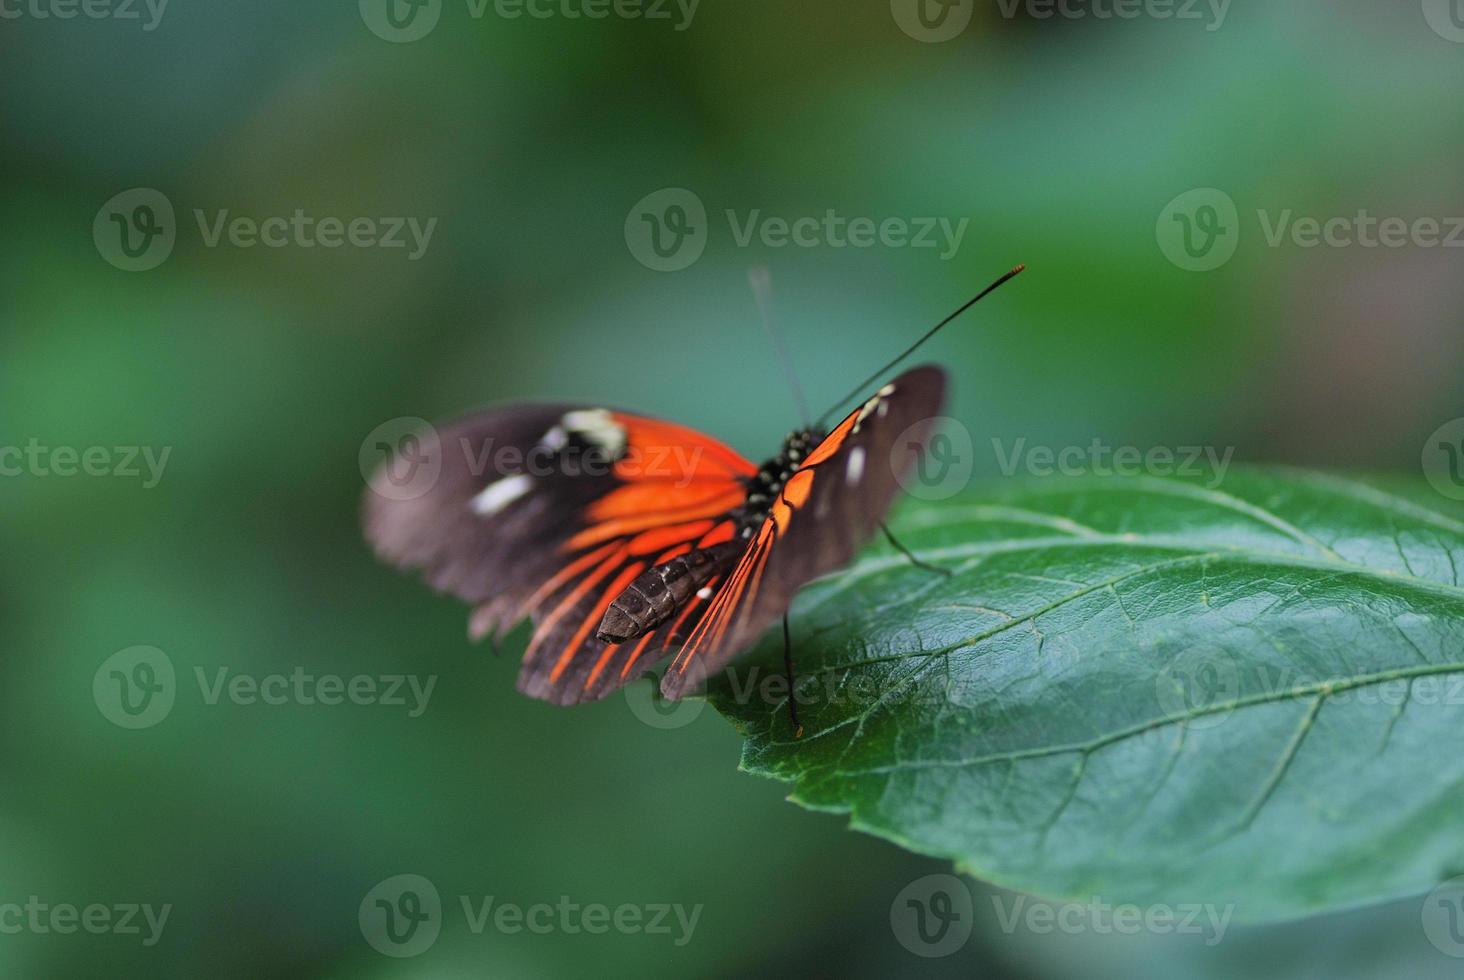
left=814, top=264, right=1026, bottom=429
left=749, top=266, right=812, bottom=428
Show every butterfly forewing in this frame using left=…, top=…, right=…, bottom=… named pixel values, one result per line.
left=662, top=364, right=948, bottom=698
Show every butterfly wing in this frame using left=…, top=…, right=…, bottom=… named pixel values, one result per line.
left=662, top=364, right=948, bottom=698
left=362, top=404, right=755, bottom=704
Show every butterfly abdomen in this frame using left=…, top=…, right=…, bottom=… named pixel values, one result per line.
left=596, top=542, right=743, bottom=644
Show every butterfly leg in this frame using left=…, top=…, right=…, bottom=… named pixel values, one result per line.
left=782, top=614, right=803, bottom=739
left=880, top=522, right=951, bottom=576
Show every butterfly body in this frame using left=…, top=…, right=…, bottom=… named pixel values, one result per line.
left=365, top=365, right=946, bottom=706
left=365, top=265, right=1025, bottom=717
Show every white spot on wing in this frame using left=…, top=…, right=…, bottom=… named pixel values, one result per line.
left=696, top=586, right=713, bottom=600
left=470, top=473, right=533, bottom=515
left=846, top=446, right=866, bottom=483
left=538, top=425, right=568, bottom=452
left=560, top=409, right=626, bottom=456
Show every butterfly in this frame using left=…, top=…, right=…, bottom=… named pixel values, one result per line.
left=363, top=266, right=1023, bottom=730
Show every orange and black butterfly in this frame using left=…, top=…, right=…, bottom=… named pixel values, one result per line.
left=364, top=266, right=1023, bottom=729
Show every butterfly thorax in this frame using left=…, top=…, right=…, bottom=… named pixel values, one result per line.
left=739, top=428, right=819, bottom=535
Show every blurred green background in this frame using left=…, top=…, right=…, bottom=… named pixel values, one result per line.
left=3, top=0, right=1464, bottom=976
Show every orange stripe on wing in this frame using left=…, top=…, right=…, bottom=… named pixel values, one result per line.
left=549, top=560, right=647, bottom=684
left=670, top=460, right=821, bottom=678
left=611, top=414, right=757, bottom=479
left=525, top=544, right=629, bottom=663
left=672, top=525, right=773, bottom=677
left=517, top=539, right=623, bottom=620
left=800, top=412, right=858, bottom=468
left=587, top=481, right=744, bottom=522
left=568, top=488, right=746, bottom=550
left=626, top=520, right=714, bottom=556
left=697, top=520, right=736, bottom=547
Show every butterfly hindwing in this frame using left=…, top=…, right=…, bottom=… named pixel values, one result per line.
left=363, top=404, right=754, bottom=704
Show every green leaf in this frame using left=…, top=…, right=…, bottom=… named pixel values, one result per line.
left=706, top=468, right=1464, bottom=922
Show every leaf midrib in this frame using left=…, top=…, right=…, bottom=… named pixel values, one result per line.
left=808, top=658, right=1464, bottom=777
